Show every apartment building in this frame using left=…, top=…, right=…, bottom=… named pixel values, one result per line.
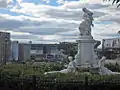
left=18, top=43, right=31, bottom=61
left=0, top=32, right=10, bottom=65
left=30, top=44, right=64, bottom=61
left=102, top=38, right=120, bottom=59
left=10, top=41, right=19, bottom=61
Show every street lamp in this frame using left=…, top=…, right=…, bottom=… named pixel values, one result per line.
left=117, top=31, right=120, bottom=58
left=4, top=38, right=8, bottom=65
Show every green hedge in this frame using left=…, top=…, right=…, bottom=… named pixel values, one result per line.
left=0, top=63, right=120, bottom=81
left=105, top=63, right=120, bottom=72
left=0, top=63, right=65, bottom=77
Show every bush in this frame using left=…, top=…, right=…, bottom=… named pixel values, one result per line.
left=1, top=63, right=120, bottom=81
left=0, top=62, right=65, bottom=77
left=105, top=63, right=120, bottom=72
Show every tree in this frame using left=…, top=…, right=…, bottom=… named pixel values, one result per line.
left=118, top=31, right=120, bottom=34
left=104, top=0, right=120, bottom=7
left=58, top=42, right=77, bottom=57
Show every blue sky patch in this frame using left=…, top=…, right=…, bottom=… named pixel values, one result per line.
left=95, top=21, right=113, bottom=25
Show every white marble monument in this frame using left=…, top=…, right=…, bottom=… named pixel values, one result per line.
left=74, top=8, right=97, bottom=68
left=45, top=8, right=120, bottom=75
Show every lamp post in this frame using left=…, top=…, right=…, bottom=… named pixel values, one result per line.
left=4, top=38, right=8, bottom=65
left=1, top=43, right=5, bottom=65
left=118, top=31, right=120, bottom=58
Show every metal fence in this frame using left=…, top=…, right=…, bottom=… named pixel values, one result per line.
left=0, top=76, right=120, bottom=90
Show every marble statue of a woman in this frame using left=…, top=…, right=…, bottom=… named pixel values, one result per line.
left=44, top=56, right=77, bottom=74
left=98, top=56, right=120, bottom=75
left=79, top=8, right=94, bottom=36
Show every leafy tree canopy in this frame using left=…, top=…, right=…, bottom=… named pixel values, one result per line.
left=104, top=0, right=120, bottom=7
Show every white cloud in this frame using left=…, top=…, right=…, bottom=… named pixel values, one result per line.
left=0, top=0, right=120, bottom=44
left=0, top=0, right=8, bottom=8
left=10, top=2, right=107, bottom=22
left=41, top=0, right=50, bottom=3
left=56, top=0, right=99, bottom=5
left=17, top=0, right=22, bottom=3
left=57, top=0, right=68, bottom=4
left=7, top=0, right=13, bottom=4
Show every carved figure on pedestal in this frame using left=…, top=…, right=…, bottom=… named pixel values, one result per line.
left=44, top=8, right=120, bottom=75
left=79, top=8, right=94, bottom=36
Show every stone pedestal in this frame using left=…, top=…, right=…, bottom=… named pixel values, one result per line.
left=74, top=36, right=97, bottom=68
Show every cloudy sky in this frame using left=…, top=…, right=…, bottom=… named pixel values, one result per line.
left=0, top=0, right=120, bottom=44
